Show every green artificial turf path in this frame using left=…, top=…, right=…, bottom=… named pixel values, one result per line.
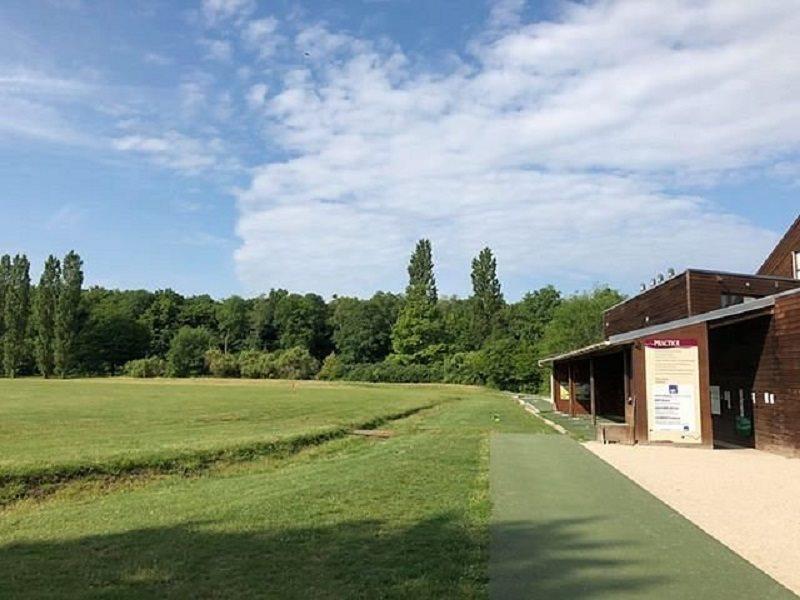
left=489, top=434, right=794, bottom=599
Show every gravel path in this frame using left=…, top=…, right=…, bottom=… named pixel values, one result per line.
left=585, top=442, right=800, bottom=596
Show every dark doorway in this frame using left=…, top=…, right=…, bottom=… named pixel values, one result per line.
left=708, top=315, right=772, bottom=448
left=593, top=351, right=627, bottom=422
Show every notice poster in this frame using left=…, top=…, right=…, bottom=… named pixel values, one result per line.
left=559, top=382, right=570, bottom=403
left=644, top=339, right=702, bottom=444
left=710, top=386, right=721, bottom=415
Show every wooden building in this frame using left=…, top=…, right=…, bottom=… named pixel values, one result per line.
left=540, top=215, right=800, bottom=456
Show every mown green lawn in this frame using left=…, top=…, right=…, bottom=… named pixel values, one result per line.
left=0, top=378, right=452, bottom=476
left=0, top=381, right=547, bottom=598
left=0, top=380, right=790, bottom=599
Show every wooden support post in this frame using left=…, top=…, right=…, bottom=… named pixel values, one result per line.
left=623, top=349, right=634, bottom=442
left=590, top=358, right=597, bottom=427
left=568, top=363, right=574, bottom=417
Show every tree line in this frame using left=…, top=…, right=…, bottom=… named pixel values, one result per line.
left=0, top=252, right=83, bottom=378
left=0, top=243, right=624, bottom=391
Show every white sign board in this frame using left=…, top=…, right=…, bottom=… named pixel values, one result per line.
left=645, top=339, right=703, bottom=444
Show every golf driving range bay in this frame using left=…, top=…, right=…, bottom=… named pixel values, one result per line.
left=0, top=379, right=793, bottom=598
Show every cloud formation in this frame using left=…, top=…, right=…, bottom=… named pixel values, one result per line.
left=113, top=131, right=228, bottom=173
left=235, top=0, right=800, bottom=297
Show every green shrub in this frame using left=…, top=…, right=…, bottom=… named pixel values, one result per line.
left=276, top=347, right=320, bottom=380
left=443, top=351, right=484, bottom=385
left=204, top=348, right=240, bottom=378
left=480, top=339, right=542, bottom=392
left=238, top=350, right=279, bottom=379
left=167, top=326, right=214, bottom=377
left=340, top=361, right=443, bottom=383
left=122, top=357, right=166, bottom=378
left=317, top=353, right=346, bottom=380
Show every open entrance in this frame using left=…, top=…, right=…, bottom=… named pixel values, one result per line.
left=551, top=350, right=629, bottom=423
left=708, top=315, right=772, bottom=449
left=593, top=352, right=627, bottom=422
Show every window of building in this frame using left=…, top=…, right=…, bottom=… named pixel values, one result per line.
left=794, top=251, right=800, bottom=280
left=721, top=294, right=757, bottom=309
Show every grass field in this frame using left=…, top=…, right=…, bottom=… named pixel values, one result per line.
left=0, top=378, right=449, bottom=477
left=0, top=379, right=548, bottom=598
left=0, top=379, right=790, bottom=598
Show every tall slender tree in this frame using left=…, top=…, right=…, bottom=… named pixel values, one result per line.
left=0, top=254, right=10, bottom=368
left=470, top=247, right=504, bottom=343
left=54, top=251, right=83, bottom=378
left=406, top=239, right=437, bottom=303
left=3, top=254, right=31, bottom=377
left=391, top=239, right=444, bottom=363
left=35, top=255, right=61, bottom=378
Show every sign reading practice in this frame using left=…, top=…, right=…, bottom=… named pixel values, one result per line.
left=644, top=338, right=702, bottom=444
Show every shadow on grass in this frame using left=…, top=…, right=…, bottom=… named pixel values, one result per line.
left=490, top=517, right=665, bottom=599
left=0, top=514, right=662, bottom=599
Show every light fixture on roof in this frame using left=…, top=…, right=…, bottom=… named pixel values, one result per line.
left=640, top=283, right=647, bottom=292
left=667, top=267, right=676, bottom=278
left=650, top=278, right=657, bottom=288
left=657, top=273, right=665, bottom=284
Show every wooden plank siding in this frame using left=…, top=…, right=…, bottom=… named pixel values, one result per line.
left=688, top=271, right=800, bottom=314
left=604, top=273, right=690, bottom=337
left=760, top=293, right=800, bottom=455
left=604, top=270, right=800, bottom=338
left=758, top=214, right=800, bottom=279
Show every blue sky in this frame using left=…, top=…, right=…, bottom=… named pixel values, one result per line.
left=1, top=0, right=798, bottom=300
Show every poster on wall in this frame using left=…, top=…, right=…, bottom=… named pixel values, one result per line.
left=710, top=386, right=721, bottom=415
left=644, top=339, right=703, bottom=444
left=559, top=382, right=570, bottom=404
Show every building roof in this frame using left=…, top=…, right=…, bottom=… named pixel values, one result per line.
left=538, top=286, right=800, bottom=366
left=758, top=214, right=800, bottom=275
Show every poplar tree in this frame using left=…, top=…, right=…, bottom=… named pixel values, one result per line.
left=470, top=247, right=504, bottom=342
left=3, top=255, right=31, bottom=377
left=54, top=251, right=83, bottom=378
left=406, top=238, right=438, bottom=303
left=391, top=239, right=444, bottom=363
left=35, top=255, right=61, bottom=378
left=0, top=255, right=10, bottom=368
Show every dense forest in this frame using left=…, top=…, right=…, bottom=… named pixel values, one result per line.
left=0, top=242, right=624, bottom=392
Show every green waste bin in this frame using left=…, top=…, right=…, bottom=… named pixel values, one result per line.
left=735, top=416, right=752, bottom=437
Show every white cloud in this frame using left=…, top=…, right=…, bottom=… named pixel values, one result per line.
left=241, top=17, right=282, bottom=59
left=234, top=1, right=800, bottom=297
left=178, top=72, right=214, bottom=117
left=200, top=38, right=233, bottom=62
left=113, top=131, right=227, bottom=173
left=245, top=83, right=268, bottom=109
left=0, top=69, right=96, bottom=144
left=201, top=0, right=255, bottom=26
